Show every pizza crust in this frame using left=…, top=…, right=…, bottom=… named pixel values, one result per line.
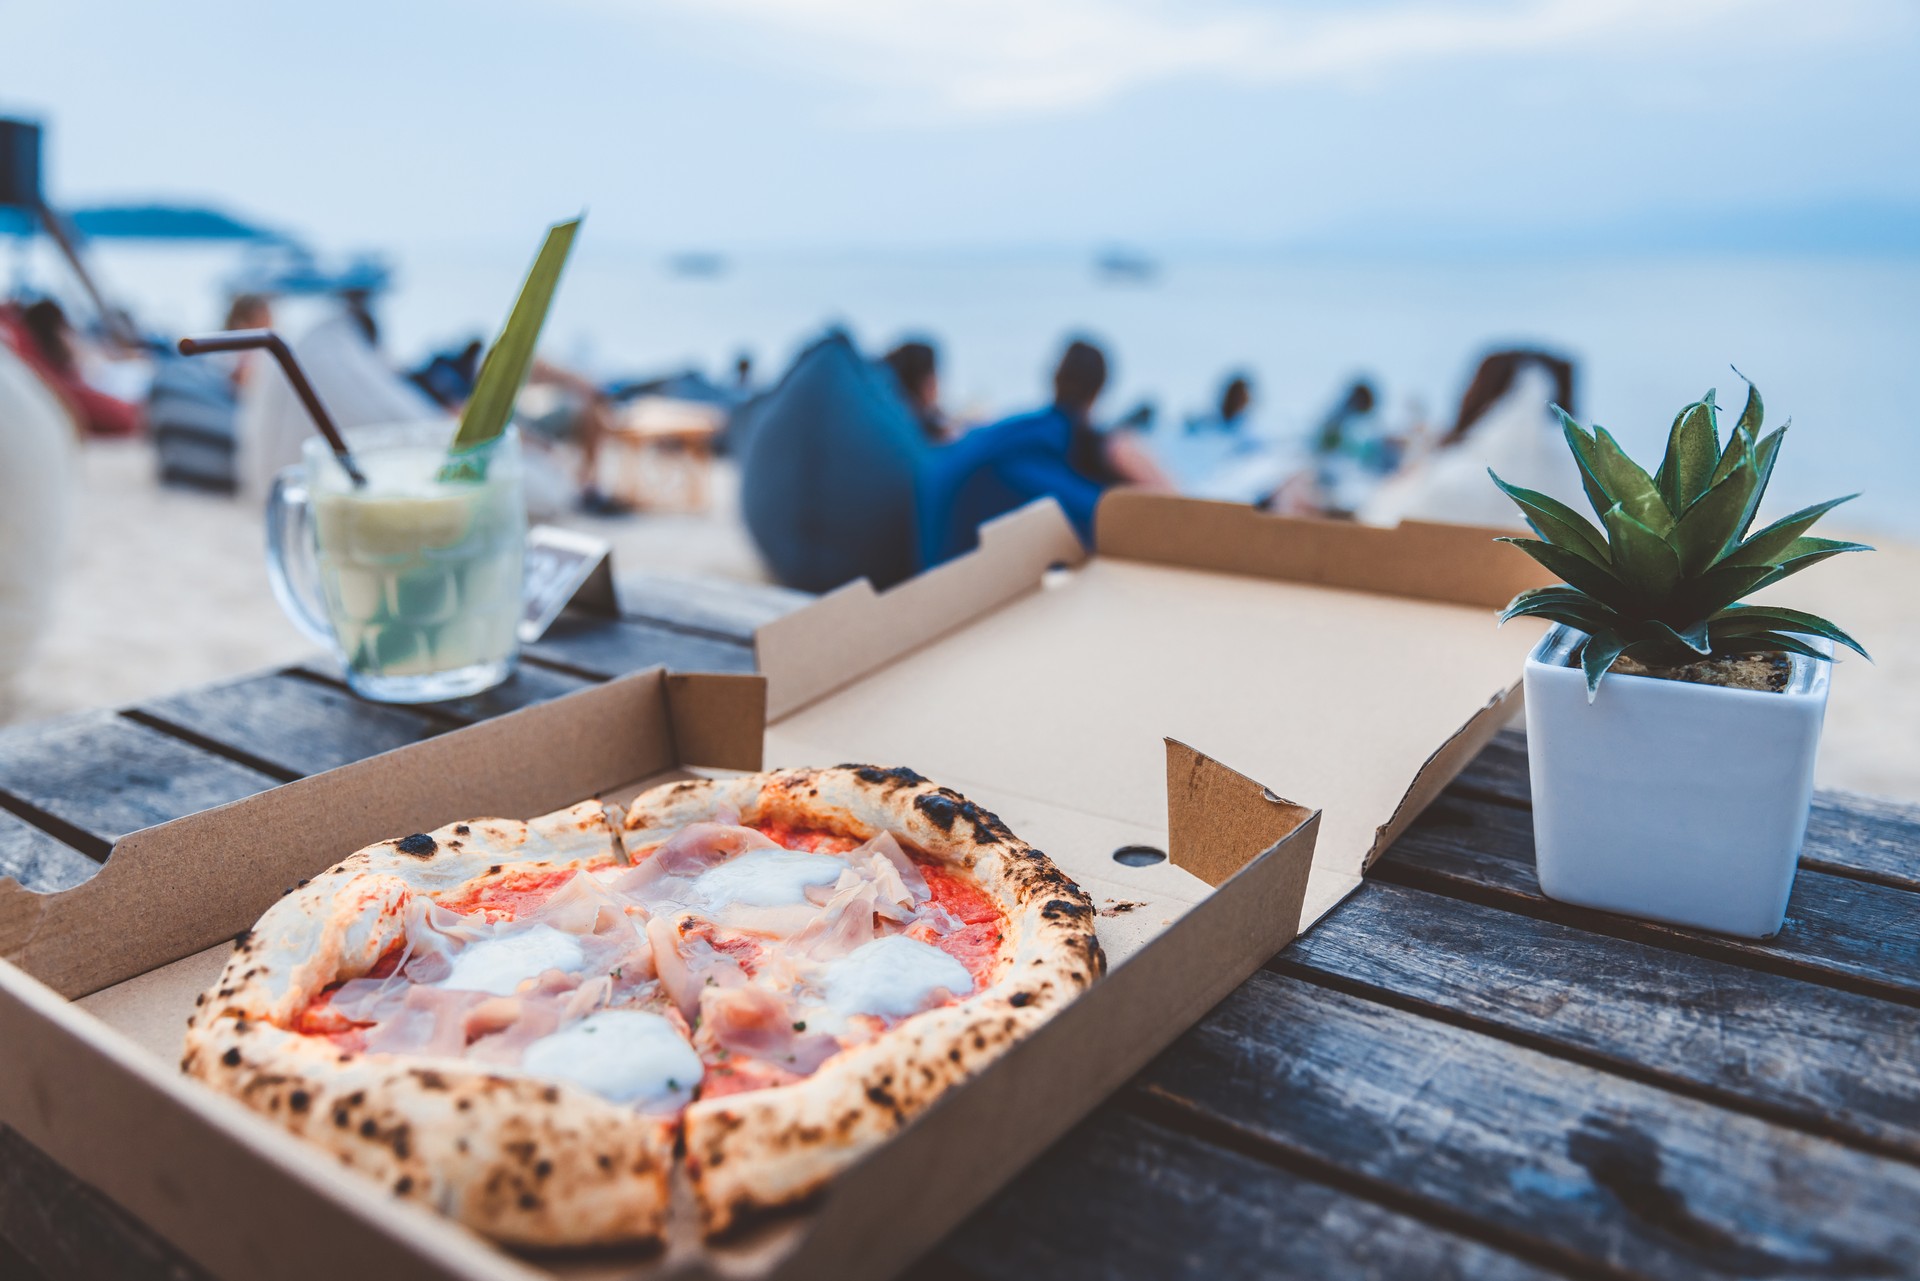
left=181, top=802, right=679, bottom=1247
left=623, top=765, right=1105, bottom=1235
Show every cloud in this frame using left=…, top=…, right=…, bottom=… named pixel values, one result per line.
left=610, top=0, right=1900, bottom=118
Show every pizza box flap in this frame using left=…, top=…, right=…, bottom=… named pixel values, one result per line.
left=0, top=670, right=765, bottom=1000
left=758, top=495, right=1548, bottom=932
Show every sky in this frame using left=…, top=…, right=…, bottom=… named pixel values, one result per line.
left=3, top=0, right=1919, bottom=257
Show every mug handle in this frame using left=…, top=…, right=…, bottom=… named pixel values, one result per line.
left=265, top=466, right=337, bottom=648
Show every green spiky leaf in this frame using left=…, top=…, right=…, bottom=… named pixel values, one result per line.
left=1500, top=587, right=1620, bottom=634
left=1590, top=427, right=1674, bottom=534
left=1488, top=470, right=1611, bottom=568
left=1732, top=367, right=1764, bottom=440
left=1496, top=538, right=1638, bottom=613
left=1711, top=631, right=1828, bottom=660
left=1602, top=505, right=1681, bottom=601
left=1651, top=619, right=1713, bottom=655
left=1722, top=494, right=1856, bottom=568
left=1656, top=392, right=1720, bottom=513
left=1580, top=630, right=1629, bottom=700
left=1710, top=604, right=1869, bottom=660
left=1749, top=536, right=1875, bottom=591
left=1670, top=452, right=1758, bottom=575
left=1554, top=405, right=1617, bottom=522
left=443, top=217, right=582, bottom=479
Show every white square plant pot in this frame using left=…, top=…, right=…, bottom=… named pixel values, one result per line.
left=1522, top=625, right=1831, bottom=939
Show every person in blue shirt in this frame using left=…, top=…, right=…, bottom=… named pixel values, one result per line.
left=918, top=338, right=1169, bottom=563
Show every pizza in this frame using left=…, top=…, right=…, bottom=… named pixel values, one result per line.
left=180, top=766, right=1104, bottom=1247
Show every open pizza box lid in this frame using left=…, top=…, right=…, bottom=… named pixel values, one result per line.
left=0, top=494, right=1548, bottom=1281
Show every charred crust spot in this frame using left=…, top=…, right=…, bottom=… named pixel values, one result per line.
left=541, top=1087, right=559, bottom=1103
left=866, top=1084, right=896, bottom=1108
left=394, top=1175, right=413, bottom=1195
left=1041, top=897, right=1092, bottom=921
left=486, top=864, right=502, bottom=876
left=1009, top=991, right=1033, bottom=1008
left=948, top=1048, right=962, bottom=1063
left=220, top=1047, right=242, bottom=1068
left=288, top=1089, right=311, bottom=1113
left=346, top=1090, right=365, bottom=1106
left=454, top=824, right=471, bottom=836
left=396, top=833, right=437, bottom=857
left=456, top=1098, right=472, bottom=1112
left=669, top=781, right=700, bottom=796
left=359, top=1119, right=379, bottom=1139
left=333, top=1109, right=351, bottom=1129
left=232, top=928, right=254, bottom=949
left=534, top=1159, right=553, bottom=1180
left=911, top=789, right=1008, bottom=844
left=596, top=1154, right=612, bottom=1171
left=913, top=792, right=960, bottom=831
left=410, top=1070, right=447, bottom=1090
left=845, top=764, right=928, bottom=790
left=194, top=993, right=205, bottom=1007
left=392, top=1127, right=412, bottom=1160
left=518, top=1193, right=539, bottom=1211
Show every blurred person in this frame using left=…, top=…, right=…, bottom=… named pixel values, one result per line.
left=882, top=339, right=948, bottom=442
left=734, top=352, right=754, bottom=394
left=518, top=357, right=626, bottom=515
left=1358, top=347, right=1582, bottom=528
left=1190, top=372, right=1254, bottom=434
left=0, top=297, right=142, bottom=437
left=218, top=293, right=274, bottom=389
left=1043, top=338, right=1171, bottom=490
left=916, top=337, right=1171, bottom=562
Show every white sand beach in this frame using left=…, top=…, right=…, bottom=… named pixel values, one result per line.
left=5, top=440, right=1915, bottom=805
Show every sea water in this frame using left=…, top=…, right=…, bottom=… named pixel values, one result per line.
left=310, top=442, right=524, bottom=693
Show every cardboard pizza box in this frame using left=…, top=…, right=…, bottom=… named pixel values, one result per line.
left=0, top=494, right=1550, bottom=1281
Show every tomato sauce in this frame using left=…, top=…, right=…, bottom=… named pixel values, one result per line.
left=751, top=820, right=860, bottom=855
left=434, top=866, right=579, bottom=921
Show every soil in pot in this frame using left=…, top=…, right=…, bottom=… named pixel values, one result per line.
left=1606, top=651, right=1791, bottom=692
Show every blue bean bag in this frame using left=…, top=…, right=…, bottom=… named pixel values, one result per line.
left=738, top=332, right=929, bottom=592
left=916, top=408, right=1104, bottom=568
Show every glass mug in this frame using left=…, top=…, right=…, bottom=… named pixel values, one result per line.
left=267, top=422, right=526, bottom=703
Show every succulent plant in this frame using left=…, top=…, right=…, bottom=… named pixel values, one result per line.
left=1493, top=375, right=1870, bottom=697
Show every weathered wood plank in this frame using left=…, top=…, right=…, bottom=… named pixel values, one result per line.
left=136, top=673, right=443, bottom=779
left=0, top=810, right=95, bottom=894
left=0, top=712, right=278, bottom=854
left=1279, top=880, right=1920, bottom=1162
left=1142, top=969, right=1920, bottom=1281
left=292, top=657, right=596, bottom=725
left=524, top=615, right=755, bottom=679
left=913, top=1110, right=1562, bottom=1281
left=619, top=571, right=811, bottom=644
left=0, top=1126, right=213, bottom=1281
left=1381, top=790, right=1920, bottom=1005
left=1455, top=729, right=1920, bottom=892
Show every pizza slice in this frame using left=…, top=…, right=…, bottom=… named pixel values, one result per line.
left=181, top=767, right=1104, bottom=1249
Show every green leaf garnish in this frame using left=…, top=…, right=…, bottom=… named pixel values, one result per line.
left=440, top=216, right=582, bottom=482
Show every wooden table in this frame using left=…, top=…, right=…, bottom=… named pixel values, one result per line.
left=4, top=574, right=1919, bottom=1281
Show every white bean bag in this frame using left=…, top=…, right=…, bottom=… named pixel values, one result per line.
left=0, top=343, right=79, bottom=689
left=236, top=311, right=446, bottom=500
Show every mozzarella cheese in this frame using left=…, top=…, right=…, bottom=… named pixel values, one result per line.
left=520, top=1010, right=704, bottom=1111
left=439, top=925, right=585, bottom=996
left=692, top=848, right=846, bottom=908
left=816, top=935, right=973, bottom=1030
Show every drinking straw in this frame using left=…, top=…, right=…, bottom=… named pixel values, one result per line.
left=177, top=328, right=368, bottom=487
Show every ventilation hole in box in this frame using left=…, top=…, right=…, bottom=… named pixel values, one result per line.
left=1113, top=845, right=1167, bottom=867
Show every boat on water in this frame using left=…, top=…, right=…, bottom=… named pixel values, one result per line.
left=1095, top=247, right=1158, bottom=282
left=666, top=251, right=728, bottom=278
